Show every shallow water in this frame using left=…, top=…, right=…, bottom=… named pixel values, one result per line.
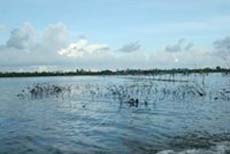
left=0, top=74, right=230, bottom=154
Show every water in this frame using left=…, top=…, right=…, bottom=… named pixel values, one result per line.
left=0, top=74, right=230, bottom=154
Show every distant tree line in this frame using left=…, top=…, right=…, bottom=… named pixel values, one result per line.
left=0, top=66, right=229, bottom=78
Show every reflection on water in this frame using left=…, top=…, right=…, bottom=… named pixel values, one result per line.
left=0, top=74, right=230, bottom=154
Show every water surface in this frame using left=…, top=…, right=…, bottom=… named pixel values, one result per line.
left=0, top=74, right=230, bottom=154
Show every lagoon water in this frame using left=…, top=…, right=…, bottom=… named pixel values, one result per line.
left=0, top=74, right=230, bottom=154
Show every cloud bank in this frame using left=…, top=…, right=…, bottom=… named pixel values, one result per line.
left=0, top=23, right=228, bottom=71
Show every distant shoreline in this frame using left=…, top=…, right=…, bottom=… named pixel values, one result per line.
left=0, top=67, right=230, bottom=78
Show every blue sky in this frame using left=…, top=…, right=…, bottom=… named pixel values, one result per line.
left=0, top=0, right=230, bottom=71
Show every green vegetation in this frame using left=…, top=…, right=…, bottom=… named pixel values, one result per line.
left=0, top=66, right=230, bottom=78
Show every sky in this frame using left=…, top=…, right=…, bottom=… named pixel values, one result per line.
left=0, top=0, right=230, bottom=71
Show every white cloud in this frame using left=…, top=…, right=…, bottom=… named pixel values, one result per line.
left=0, top=22, right=70, bottom=66
left=3, top=22, right=69, bottom=53
left=6, top=23, right=35, bottom=50
left=58, top=39, right=110, bottom=58
left=41, top=23, right=69, bottom=51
